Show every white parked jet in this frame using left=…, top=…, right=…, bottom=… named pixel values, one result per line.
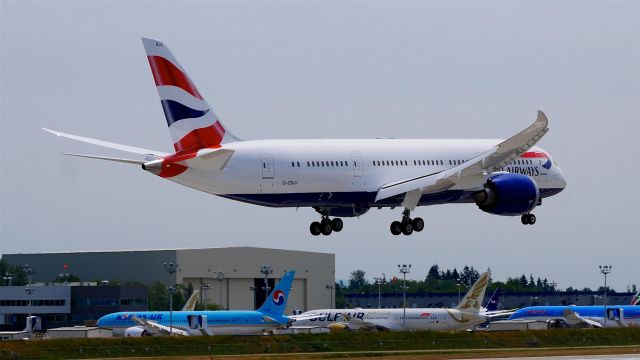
left=44, top=38, right=566, bottom=236
left=292, top=272, right=509, bottom=331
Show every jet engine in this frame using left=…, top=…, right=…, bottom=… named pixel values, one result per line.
left=473, top=173, right=539, bottom=216
left=124, top=327, right=150, bottom=337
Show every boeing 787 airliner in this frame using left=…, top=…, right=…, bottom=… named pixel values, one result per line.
left=45, top=38, right=566, bottom=236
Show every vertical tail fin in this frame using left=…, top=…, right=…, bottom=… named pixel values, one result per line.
left=456, top=271, right=490, bottom=313
left=181, top=290, right=200, bottom=311
left=484, top=288, right=500, bottom=312
left=257, top=271, right=295, bottom=316
left=141, top=38, right=239, bottom=153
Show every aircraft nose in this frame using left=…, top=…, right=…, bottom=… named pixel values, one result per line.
left=556, top=166, right=567, bottom=189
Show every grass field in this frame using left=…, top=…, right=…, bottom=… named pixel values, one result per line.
left=0, top=328, right=638, bottom=360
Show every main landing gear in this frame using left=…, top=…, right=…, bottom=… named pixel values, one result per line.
left=390, top=210, right=424, bottom=236
left=310, top=216, right=343, bottom=236
left=521, top=213, right=537, bottom=225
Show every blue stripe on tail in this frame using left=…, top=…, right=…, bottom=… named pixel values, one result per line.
left=160, top=99, right=209, bottom=126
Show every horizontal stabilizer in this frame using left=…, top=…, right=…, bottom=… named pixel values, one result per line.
left=43, top=128, right=168, bottom=157
left=63, top=153, right=146, bottom=165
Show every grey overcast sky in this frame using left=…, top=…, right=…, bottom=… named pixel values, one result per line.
left=1, top=1, right=638, bottom=291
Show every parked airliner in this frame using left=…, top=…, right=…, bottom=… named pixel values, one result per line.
left=292, top=272, right=512, bottom=331
left=45, top=38, right=566, bottom=235
left=508, top=305, right=640, bottom=328
left=97, top=271, right=311, bottom=336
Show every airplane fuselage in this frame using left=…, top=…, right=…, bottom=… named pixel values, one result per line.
left=159, top=139, right=565, bottom=217
left=509, top=306, right=640, bottom=328
left=97, top=310, right=288, bottom=336
left=294, top=307, right=488, bottom=331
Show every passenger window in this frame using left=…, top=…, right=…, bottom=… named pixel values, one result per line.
left=297, top=161, right=300, bottom=167
left=405, top=160, right=408, bottom=165
left=291, top=161, right=294, bottom=167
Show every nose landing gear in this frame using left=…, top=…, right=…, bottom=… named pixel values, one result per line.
left=310, top=216, right=343, bottom=236
left=390, top=210, right=424, bottom=236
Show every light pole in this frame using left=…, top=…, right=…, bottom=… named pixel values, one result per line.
left=216, top=272, right=224, bottom=309
left=2, top=273, right=13, bottom=286
left=325, top=285, right=334, bottom=308
left=456, top=278, right=462, bottom=304
left=260, top=265, right=273, bottom=299
left=599, top=265, right=612, bottom=307
left=398, top=264, right=411, bottom=330
left=200, top=282, right=211, bottom=310
left=599, top=265, right=612, bottom=328
left=373, top=275, right=386, bottom=308
left=24, top=264, right=35, bottom=338
left=163, top=262, right=179, bottom=336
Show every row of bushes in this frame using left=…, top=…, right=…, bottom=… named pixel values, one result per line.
left=0, top=327, right=639, bottom=359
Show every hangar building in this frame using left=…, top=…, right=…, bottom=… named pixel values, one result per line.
left=3, top=247, right=335, bottom=313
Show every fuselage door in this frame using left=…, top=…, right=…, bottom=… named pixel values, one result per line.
left=351, top=153, right=364, bottom=177
left=261, top=154, right=275, bottom=179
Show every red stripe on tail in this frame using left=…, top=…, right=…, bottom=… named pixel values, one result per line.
left=147, top=56, right=203, bottom=100
left=173, top=122, right=225, bottom=152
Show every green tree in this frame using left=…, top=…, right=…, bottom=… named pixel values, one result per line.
left=348, top=270, right=367, bottom=290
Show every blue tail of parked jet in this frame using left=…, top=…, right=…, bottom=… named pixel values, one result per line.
left=257, top=271, right=295, bottom=316
left=484, top=288, right=500, bottom=312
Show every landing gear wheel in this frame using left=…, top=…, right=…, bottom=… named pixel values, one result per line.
left=412, top=217, right=424, bottom=232
left=331, top=218, right=343, bottom=232
left=521, top=214, right=537, bottom=225
left=320, top=219, right=333, bottom=236
left=401, top=220, right=414, bottom=236
left=310, top=222, right=321, bottom=236
left=390, top=221, right=402, bottom=235
left=528, top=214, right=536, bottom=225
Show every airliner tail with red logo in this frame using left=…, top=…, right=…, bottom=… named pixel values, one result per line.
left=44, top=38, right=566, bottom=236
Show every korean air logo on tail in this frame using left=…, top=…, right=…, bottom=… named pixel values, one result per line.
left=272, top=290, right=285, bottom=305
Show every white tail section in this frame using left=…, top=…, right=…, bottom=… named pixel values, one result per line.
left=141, top=38, right=239, bottom=153
left=456, top=271, right=490, bottom=313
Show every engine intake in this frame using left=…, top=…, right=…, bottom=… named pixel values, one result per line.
left=474, top=173, right=539, bottom=216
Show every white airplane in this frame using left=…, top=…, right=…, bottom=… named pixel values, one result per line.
left=292, top=271, right=510, bottom=331
left=44, top=38, right=566, bottom=236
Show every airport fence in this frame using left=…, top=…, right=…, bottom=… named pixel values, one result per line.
left=0, top=328, right=639, bottom=359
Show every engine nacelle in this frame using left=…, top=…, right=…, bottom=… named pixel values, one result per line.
left=124, top=326, right=150, bottom=337
left=474, top=173, right=539, bottom=216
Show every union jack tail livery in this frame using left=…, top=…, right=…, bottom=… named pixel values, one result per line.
left=141, top=38, right=239, bottom=153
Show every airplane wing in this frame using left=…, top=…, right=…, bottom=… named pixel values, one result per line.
left=43, top=128, right=169, bottom=157
left=481, top=309, right=518, bottom=317
left=287, top=313, right=326, bottom=322
left=344, top=316, right=389, bottom=331
left=374, top=111, right=549, bottom=206
left=130, top=316, right=190, bottom=335
left=562, top=309, right=603, bottom=328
